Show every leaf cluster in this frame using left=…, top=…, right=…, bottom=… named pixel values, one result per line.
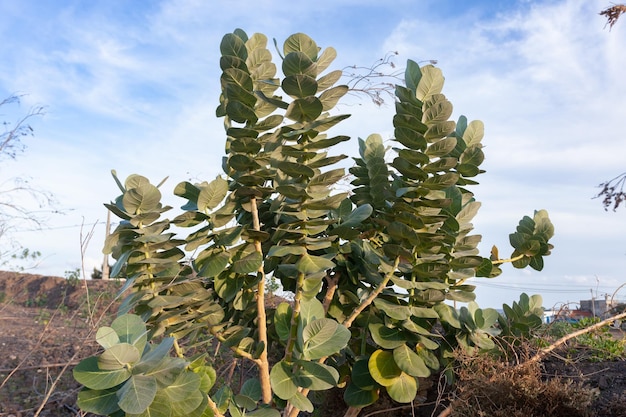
left=74, top=314, right=215, bottom=417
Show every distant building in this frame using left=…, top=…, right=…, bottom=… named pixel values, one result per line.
left=546, top=295, right=617, bottom=323
left=580, top=295, right=615, bottom=319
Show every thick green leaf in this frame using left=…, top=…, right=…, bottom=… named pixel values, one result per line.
left=288, top=391, right=314, bottom=413
left=416, top=65, right=444, bottom=101
left=296, top=253, right=335, bottom=275
left=123, top=183, right=162, bottom=215
left=296, top=360, right=339, bottom=391
left=284, top=33, right=318, bottom=60
left=232, top=251, right=263, bottom=274
left=195, top=250, right=230, bottom=278
left=124, top=174, right=151, bottom=191
left=302, top=318, right=350, bottom=359
left=343, top=382, right=379, bottom=407
left=424, top=120, right=456, bottom=141
left=274, top=160, right=316, bottom=178
left=316, top=46, right=337, bottom=73
left=393, top=344, right=430, bottom=378
left=387, top=372, right=417, bottom=403
left=373, top=298, right=412, bottom=321
left=98, top=343, right=141, bottom=371
left=268, top=245, right=307, bottom=257
left=339, top=204, right=373, bottom=227
left=118, top=374, right=158, bottom=414
left=282, top=51, right=317, bottom=77
left=463, top=120, right=484, bottom=146
left=368, top=350, right=401, bottom=387
left=282, top=74, right=318, bottom=99
left=221, top=33, right=248, bottom=60
left=404, top=59, right=422, bottom=92
left=270, top=360, right=298, bottom=400
left=319, top=85, right=348, bottom=111
left=240, top=378, right=262, bottom=402
left=163, top=372, right=203, bottom=415
left=246, top=408, right=281, bottom=417
left=351, top=359, right=377, bottom=390
left=77, top=388, right=121, bottom=415
left=422, top=173, right=459, bottom=190
left=423, top=96, right=453, bottom=123
left=274, top=302, right=293, bottom=341
left=317, top=69, right=343, bottom=91
left=285, top=97, right=323, bottom=122
left=425, top=137, right=457, bottom=157
left=197, top=177, right=228, bottom=212
left=111, top=314, right=148, bottom=354
left=96, top=326, right=120, bottom=349
left=369, top=323, right=406, bottom=349
left=434, top=304, right=461, bottom=329
left=138, top=355, right=185, bottom=388
left=73, top=356, right=131, bottom=390
left=221, top=326, right=250, bottom=348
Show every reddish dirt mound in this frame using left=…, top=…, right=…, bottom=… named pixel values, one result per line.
left=0, top=271, right=121, bottom=417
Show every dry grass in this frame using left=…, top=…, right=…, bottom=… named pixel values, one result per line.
left=449, top=349, right=596, bottom=417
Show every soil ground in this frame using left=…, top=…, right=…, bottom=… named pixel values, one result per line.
left=0, top=271, right=625, bottom=417
left=0, top=271, right=120, bottom=417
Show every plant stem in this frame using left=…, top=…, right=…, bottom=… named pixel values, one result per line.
left=491, top=253, right=525, bottom=265
left=322, top=271, right=339, bottom=313
left=250, top=197, right=272, bottom=404
left=343, top=406, right=363, bottom=417
left=207, top=395, right=226, bottom=417
left=284, top=272, right=305, bottom=363
left=343, top=257, right=399, bottom=328
left=210, top=328, right=261, bottom=365
left=288, top=258, right=400, bottom=417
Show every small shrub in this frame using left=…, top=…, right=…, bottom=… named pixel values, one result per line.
left=64, top=268, right=81, bottom=287
left=541, top=317, right=626, bottom=362
left=25, top=293, right=47, bottom=308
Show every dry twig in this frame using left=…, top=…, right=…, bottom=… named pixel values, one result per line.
left=600, top=4, right=626, bottom=29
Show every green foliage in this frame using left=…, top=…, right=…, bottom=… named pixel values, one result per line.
left=65, top=267, right=81, bottom=287
left=498, top=293, right=544, bottom=338
left=80, top=30, right=555, bottom=417
left=74, top=314, right=214, bottom=417
left=544, top=317, right=626, bottom=362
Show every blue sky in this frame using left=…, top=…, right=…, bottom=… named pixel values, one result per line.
left=1, top=0, right=625, bottom=309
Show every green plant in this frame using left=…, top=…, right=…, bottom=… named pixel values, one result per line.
left=25, top=293, right=47, bottom=308
left=498, top=293, right=544, bottom=338
left=35, top=308, right=51, bottom=324
left=73, top=314, right=216, bottom=417
left=539, top=316, right=626, bottom=362
left=65, top=267, right=81, bottom=287
left=81, top=30, right=554, bottom=417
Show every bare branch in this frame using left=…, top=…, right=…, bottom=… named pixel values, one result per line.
left=343, top=52, right=402, bottom=106
left=0, top=95, right=57, bottom=268
left=594, top=172, right=626, bottom=211
left=0, top=95, right=45, bottom=161
left=600, top=4, right=626, bottom=30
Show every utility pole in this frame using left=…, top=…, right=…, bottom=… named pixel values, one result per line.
left=590, top=289, right=596, bottom=318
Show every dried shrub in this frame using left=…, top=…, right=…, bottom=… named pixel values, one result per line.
left=600, top=5, right=626, bottom=30
left=450, top=351, right=596, bottom=417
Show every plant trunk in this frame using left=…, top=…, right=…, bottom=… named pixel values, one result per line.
left=343, top=406, right=362, bottom=417
left=250, top=197, right=272, bottom=404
